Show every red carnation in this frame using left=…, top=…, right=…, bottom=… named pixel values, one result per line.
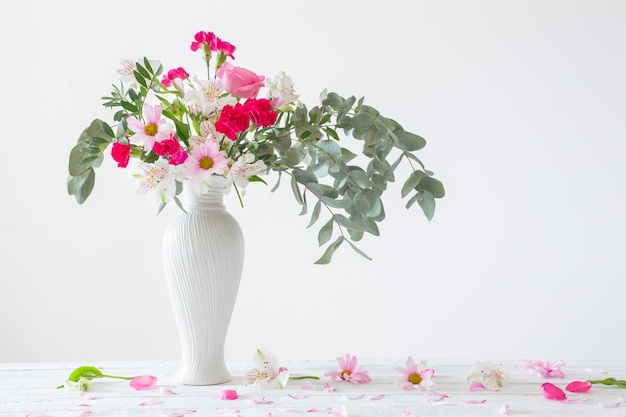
left=215, top=103, right=251, bottom=140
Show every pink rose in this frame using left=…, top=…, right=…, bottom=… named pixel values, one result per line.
left=217, top=62, right=265, bottom=99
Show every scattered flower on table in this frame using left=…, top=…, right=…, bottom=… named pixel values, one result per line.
left=566, top=380, right=592, bottom=393
left=325, top=353, right=371, bottom=384
left=466, top=361, right=509, bottom=388
left=64, top=376, right=91, bottom=391
left=129, top=374, right=158, bottom=390
left=541, top=382, right=567, bottom=400
left=395, top=356, right=435, bottom=390
left=246, top=348, right=290, bottom=388
left=522, top=359, right=565, bottom=378
left=219, top=389, right=239, bottom=400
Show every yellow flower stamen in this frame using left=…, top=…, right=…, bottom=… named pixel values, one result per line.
left=199, top=156, right=214, bottom=170
left=408, top=372, right=422, bottom=385
left=144, top=123, right=158, bottom=136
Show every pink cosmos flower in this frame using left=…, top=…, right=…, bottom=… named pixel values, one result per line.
left=522, top=359, right=566, bottom=379
left=129, top=374, right=157, bottom=390
left=184, top=136, right=229, bottom=186
left=126, top=104, right=174, bottom=153
left=395, top=356, right=435, bottom=390
left=325, top=353, right=371, bottom=384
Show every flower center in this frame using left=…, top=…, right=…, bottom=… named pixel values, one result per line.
left=408, top=372, right=422, bottom=385
left=144, top=122, right=158, bottom=136
left=340, top=370, right=352, bottom=380
left=199, top=156, right=214, bottom=170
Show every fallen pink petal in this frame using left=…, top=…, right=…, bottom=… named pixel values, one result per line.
left=80, top=393, right=96, bottom=400
left=69, top=402, right=90, bottom=407
left=76, top=411, right=92, bottom=417
left=307, top=408, right=332, bottom=413
left=499, top=403, right=510, bottom=415
left=468, top=381, right=487, bottom=391
left=129, top=374, right=157, bottom=390
left=287, top=393, right=307, bottom=400
left=324, top=383, right=337, bottom=392
left=344, top=394, right=366, bottom=400
left=462, top=399, right=487, bottom=404
left=370, top=394, right=385, bottom=400
left=219, top=389, right=239, bottom=400
left=425, top=391, right=448, bottom=402
left=401, top=411, right=417, bottom=417
left=330, top=405, right=348, bottom=417
left=599, top=402, right=622, bottom=408
left=566, top=380, right=592, bottom=393
left=563, top=397, right=585, bottom=404
left=251, top=397, right=274, bottom=405
left=541, top=382, right=567, bottom=400
left=160, top=386, right=177, bottom=395
left=301, top=381, right=318, bottom=390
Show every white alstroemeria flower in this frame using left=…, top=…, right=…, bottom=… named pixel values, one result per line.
left=186, top=76, right=237, bottom=117
left=134, top=159, right=183, bottom=204
left=225, top=153, right=267, bottom=195
left=64, top=377, right=91, bottom=392
left=117, top=59, right=138, bottom=88
left=467, top=361, right=509, bottom=388
left=246, top=348, right=290, bottom=389
left=266, top=71, right=300, bottom=111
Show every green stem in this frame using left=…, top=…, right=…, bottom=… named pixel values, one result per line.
left=589, top=377, right=626, bottom=388
left=100, top=373, right=137, bottom=381
left=289, top=375, right=320, bottom=381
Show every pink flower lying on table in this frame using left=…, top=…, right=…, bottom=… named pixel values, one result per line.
left=325, top=353, right=371, bottom=384
left=129, top=374, right=157, bottom=390
left=395, top=356, right=435, bottom=390
left=522, top=359, right=566, bottom=379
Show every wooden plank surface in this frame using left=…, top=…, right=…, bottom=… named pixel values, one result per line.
left=1, top=359, right=625, bottom=416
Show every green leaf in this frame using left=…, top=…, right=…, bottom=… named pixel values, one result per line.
left=318, top=218, right=334, bottom=246
left=417, top=190, right=436, bottom=221
left=135, top=62, right=151, bottom=78
left=307, top=200, right=322, bottom=228
left=401, top=171, right=424, bottom=198
left=419, top=176, right=445, bottom=198
left=345, top=240, right=372, bottom=261
left=133, top=70, right=148, bottom=88
left=121, top=100, right=139, bottom=113
left=314, top=236, right=344, bottom=265
left=67, top=169, right=95, bottom=204
left=67, top=366, right=104, bottom=382
left=290, top=175, right=304, bottom=205
left=395, top=130, right=427, bottom=151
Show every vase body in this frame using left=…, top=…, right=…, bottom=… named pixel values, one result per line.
left=162, top=178, right=244, bottom=385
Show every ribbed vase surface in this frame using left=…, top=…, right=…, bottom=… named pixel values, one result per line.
left=162, top=178, right=244, bottom=385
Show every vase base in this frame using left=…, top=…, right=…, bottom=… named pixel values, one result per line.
left=177, top=368, right=233, bottom=386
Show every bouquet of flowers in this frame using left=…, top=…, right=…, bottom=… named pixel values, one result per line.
left=67, top=30, right=444, bottom=263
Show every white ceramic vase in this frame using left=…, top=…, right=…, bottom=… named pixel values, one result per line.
left=162, top=177, right=244, bottom=385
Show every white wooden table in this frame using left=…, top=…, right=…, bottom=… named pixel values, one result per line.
left=1, top=359, right=625, bottom=416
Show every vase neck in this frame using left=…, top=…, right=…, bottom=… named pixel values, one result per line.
left=183, top=177, right=227, bottom=211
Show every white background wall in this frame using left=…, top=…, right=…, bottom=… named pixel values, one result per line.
left=1, top=0, right=625, bottom=365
